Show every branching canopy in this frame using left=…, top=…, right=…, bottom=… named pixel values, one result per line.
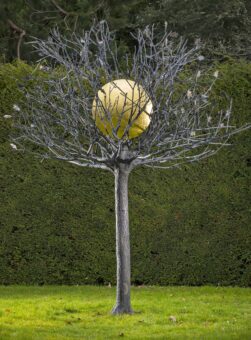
left=13, top=21, right=250, bottom=173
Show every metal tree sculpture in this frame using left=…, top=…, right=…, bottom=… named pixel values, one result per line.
left=13, top=21, right=249, bottom=315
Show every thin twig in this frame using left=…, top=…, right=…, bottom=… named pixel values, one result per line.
left=7, top=19, right=26, bottom=59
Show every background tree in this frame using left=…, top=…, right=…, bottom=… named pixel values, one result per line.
left=0, top=0, right=145, bottom=61
left=0, top=0, right=250, bottom=62
left=140, top=0, right=251, bottom=60
left=12, top=22, right=249, bottom=314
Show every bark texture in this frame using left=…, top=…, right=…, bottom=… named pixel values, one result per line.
left=112, top=164, right=133, bottom=315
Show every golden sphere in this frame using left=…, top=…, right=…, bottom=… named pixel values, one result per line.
left=92, top=79, right=152, bottom=139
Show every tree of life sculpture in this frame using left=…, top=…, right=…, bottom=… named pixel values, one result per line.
left=12, top=21, right=249, bottom=315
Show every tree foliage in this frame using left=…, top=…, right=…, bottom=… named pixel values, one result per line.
left=0, top=0, right=250, bottom=61
left=140, top=0, right=251, bottom=58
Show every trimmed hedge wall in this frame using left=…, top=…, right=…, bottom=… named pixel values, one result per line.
left=0, top=61, right=250, bottom=286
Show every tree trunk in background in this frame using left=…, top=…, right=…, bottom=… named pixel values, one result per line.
left=112, top=165, right=133, bottom=315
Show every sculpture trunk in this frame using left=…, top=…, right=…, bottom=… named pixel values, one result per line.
left=112, top=165, right=133, bottom=315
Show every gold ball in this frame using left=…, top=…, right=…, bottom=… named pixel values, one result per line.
left=92, top=79, right=152, bottom=139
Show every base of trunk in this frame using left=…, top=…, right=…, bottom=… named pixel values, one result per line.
left=111, top=304, right=134, bottom=315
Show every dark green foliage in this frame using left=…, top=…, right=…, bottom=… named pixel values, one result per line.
left=140, top=0, right=251, bottom=59
left=0, top=0, right=145, bottom=61
left=0, top=0, right=250, bottom=61
left=0, top=61, right=250, bottom=286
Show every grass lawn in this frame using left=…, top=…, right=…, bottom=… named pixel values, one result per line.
left=0, top=285, right=250, bottom=339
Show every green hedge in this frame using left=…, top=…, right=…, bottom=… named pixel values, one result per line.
left=0, top=61, right=250, bottom=286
